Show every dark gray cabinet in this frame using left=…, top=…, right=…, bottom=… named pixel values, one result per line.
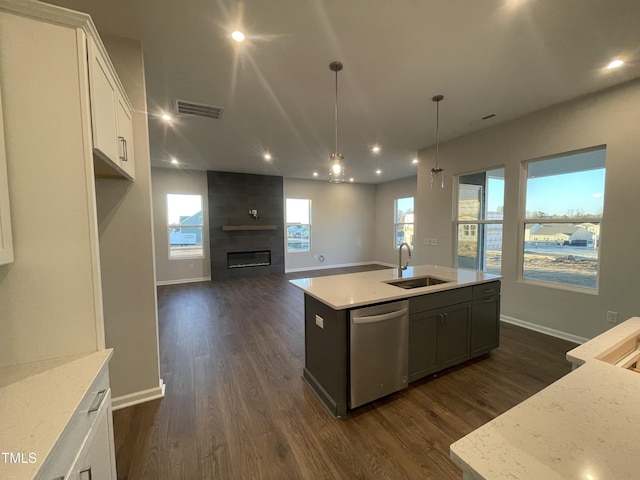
left=470, top=282, right=501, bottom=356
left=408, top=311, right=438, bottom=381
left=408, top=302, right=471, bottom=382
left=408, top=281, right=500, bottom=382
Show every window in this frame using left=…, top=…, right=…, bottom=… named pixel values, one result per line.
left=455, top=168, right=504, bottom=274
left=521, top=147, right=606, bottom=290
left=286, top=198, right=311, bottom=252
left=394, top=197, right=414, bottom=248
left=167, top=194, right=203, bottom=259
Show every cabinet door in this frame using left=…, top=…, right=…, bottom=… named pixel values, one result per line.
left=116, top=93, right=135, bottom=179
left=436, top=303, right=471, bottom=369
left=408, top=312, right=438, bottom=382
left=67, top=390, right=116, bottom=480
left=470, top=295, right=500, bottom=356
left=0, top=85, right=14, bottom=265
left=88, top=41, right=118, bottom=165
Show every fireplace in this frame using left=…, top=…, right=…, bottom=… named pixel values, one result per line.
left=227, top=250, right=271, bottom=269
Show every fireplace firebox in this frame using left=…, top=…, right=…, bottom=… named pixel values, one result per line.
left=227, top=250, right=271, bottom=269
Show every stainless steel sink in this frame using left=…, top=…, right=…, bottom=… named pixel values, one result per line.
left=386, top=276, right=451, bottom=289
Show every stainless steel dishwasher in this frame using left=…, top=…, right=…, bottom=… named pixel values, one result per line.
left=349, top=300, right=409, bottom=408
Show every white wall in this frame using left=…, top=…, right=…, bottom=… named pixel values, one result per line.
left=95, top=33, right=162, bottom=404
left=151, top=167, right=210, bottom=284
left=284, top=179, right=376, bottom=271
left=374, top=176, right=417, bottom=265
left=415, top=79, right=640, bottom=340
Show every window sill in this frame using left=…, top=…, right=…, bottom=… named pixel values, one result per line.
left=517, top=277, right=599, bottom=295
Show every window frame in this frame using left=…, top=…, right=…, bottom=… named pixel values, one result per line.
left=453, top=167, right=504, bottom=274
left=285, top=198, right=312, bottom=253
left=167, top=193, right=204, bottom=260
left=394, top=196, right=414, bottom=248
left=517, top=146, right=605, bottom=294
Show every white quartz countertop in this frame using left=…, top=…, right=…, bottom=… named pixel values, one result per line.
left=289, top=265, right=500, bottom=309
left=0, top=349, right=113, bottom=480
left=450, top=359, right=640, bottom=480
left=566, top=316, right=640, bottom=366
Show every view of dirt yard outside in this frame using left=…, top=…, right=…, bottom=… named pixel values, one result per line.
left=459, top=242, right=598, bottom=288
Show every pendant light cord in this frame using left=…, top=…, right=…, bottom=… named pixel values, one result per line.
left=431, top=94, right=444, bottom=172
left=435, top=99, right=440, bottom=169
left=334, top=68, right=339, bottom=154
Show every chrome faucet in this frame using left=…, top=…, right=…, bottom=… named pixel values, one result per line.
left=398, top=242, right=412, bottom=275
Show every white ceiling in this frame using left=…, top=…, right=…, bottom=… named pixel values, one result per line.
left=45, top=0, right=640, bottom=183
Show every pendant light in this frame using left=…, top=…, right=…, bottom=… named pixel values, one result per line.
left=430, top=94, right=444, bottom=189
left=329, top=61, right=345, bottom=183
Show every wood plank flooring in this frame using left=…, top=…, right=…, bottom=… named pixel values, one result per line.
left=113, top=265, right=577, bottom=480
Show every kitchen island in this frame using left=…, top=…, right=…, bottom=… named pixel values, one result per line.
left=290, top=265, right=501, bottom=418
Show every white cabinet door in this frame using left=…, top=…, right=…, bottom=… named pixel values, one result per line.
left=67, top=389, right=116, bottom=480
left=116, top=92, right=135, bottom=179
left=88, top=42, right=118, bottom=166
left=0, top=85, right=14, bottom=265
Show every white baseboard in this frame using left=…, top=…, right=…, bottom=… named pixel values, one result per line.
left=111, top=379, right=166, bottom=411
left=285, top=261, right=387, bottom=273
left=156, top=276, right=211, bottom=286
left=500, top=315, right=588, bottom=345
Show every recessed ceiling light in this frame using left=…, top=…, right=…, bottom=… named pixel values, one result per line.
left=170, top=158, right=179, bottom=165
left=371, top=145, right=381, bottom=154
left=263, top=153, right=272, bottom=161
left=231, top=31, right=245, bottom=42
left=412, top=158, right=419, bottom=164
left=606, top=59, right=624, bottom=69
left=161, top=114, right=172, bottom=121
left=313, top=172, right=318, bottom=177
left=375, top=169, right=382, bottom=175
left=349, top=178, right=354, bottom=182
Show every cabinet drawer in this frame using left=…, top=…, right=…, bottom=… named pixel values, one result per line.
left=472, top=281, right=501, bottom=299
left=36, top=366, right=110, bottom=480
left=409, top=286, right=472, bottom=314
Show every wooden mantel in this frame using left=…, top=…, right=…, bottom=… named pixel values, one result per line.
left=221, top=225, right=277, bottom=231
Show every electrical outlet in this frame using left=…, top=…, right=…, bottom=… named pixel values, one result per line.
left=606, top=311, right=618, bottom=324
left=315, top=315, right=324, bottom=329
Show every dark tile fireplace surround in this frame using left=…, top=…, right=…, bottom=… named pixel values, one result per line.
left=207, top=171, right=285, bottom=280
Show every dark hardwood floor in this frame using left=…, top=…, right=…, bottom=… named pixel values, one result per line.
left=113, top=265, right=576, bottom=480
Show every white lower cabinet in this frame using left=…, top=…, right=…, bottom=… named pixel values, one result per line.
left=66, top=389, right=116, bottom=480
left=31, top=358, right=117, bottom=480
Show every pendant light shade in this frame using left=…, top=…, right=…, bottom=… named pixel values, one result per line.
left=430, top=94, right=444, bottom=189
left=329, top=61, right=345, bottom=183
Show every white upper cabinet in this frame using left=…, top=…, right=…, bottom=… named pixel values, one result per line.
left=88, top=37, right=135, bottom=180
left=116, top=91, right=135, bottom=178
left=89, top=45, right=118, bottom=164
left=0, top=86, right=14, bottom=265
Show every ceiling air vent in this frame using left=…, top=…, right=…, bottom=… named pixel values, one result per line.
left=174, top=99, right=224, bottom=119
